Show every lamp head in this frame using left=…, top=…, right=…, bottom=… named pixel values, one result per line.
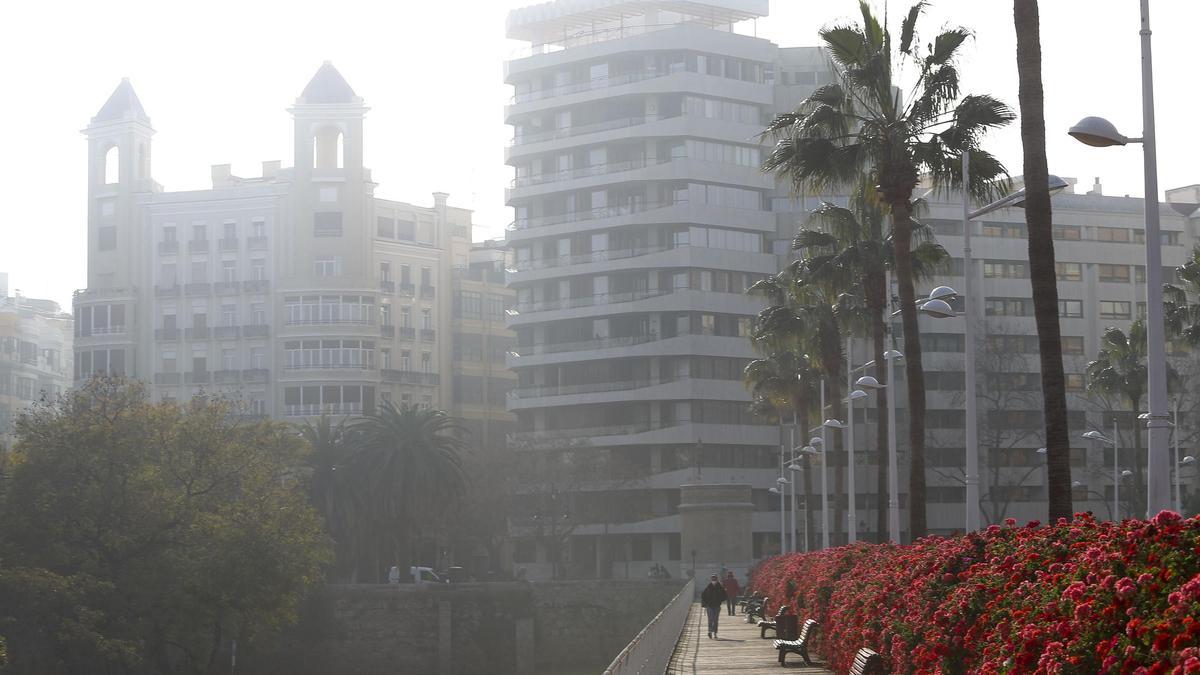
left=1082, top=430, right=1111, bottom=443
left=1182, top=456, right=1197, bottom=465
left=823, top=418, right=846, bottom=429
left=1036, top=447, right=1047, bottom=455
left=919, top=299, right=957, bottom=319
left=1069, top=116, right=1129, bottom=147
left=926, top=286, right=959, bottom=302
left=787, top=461, right=803, bottom=471
left=848, top=389, right=869, bottom=400
left=884, top=349, right=904, bottom=360
left=856, top=375, right=884, bottom=389
left=800, top=445, right=818, bottom=455
left=809, top=437, right=823, bottom=446
left=777, top=476, right=790, bottom=485
left=1072, top=480, right=1084, bottom=488
left=1120, top=469, right=1133, bottom=478
left=768, top=486, right=780, bottom=494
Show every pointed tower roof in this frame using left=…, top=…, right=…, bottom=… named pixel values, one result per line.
left=298, top=62, right=358, bottom=104
left=93, top=78, right=150, bottom=124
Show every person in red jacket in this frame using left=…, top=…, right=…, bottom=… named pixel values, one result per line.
left=722, top=571, right=741, bottom=616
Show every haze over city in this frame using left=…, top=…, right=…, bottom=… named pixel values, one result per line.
left=2, top=0, right=1199, bottom=306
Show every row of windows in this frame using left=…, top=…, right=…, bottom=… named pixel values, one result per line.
left=0, top=374, right=43, bottom=400
left=162, top=219, right=267, bottom=243
left=160, top=347, right=266, bottom=372
left=283, top=385, right=376, bottom=417
left=681, top=96, right=762, bottom=125
left=453, top=334, right=515, bottom=363
left=451, top=374, right=511, bottom=406
left=76, top=348, right=126, bottom=380
left=453, top=291, right=507, bottom=320
left=284, top=340, right=376, bottom=369
left=76, top=304, right=126, bottom=336
left=284, top=295, right=376, bottom=325
left=161, top=302, right=268, bottom=329
left=672, top=139, right=761, bottom=167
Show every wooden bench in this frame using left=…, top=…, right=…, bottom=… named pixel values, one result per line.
left=758, top=605, right=789, bottom=639
left=773, top=618, right=818, bottom=666
left=744, top=596, right=769, bottom=623
left=849, top=647, right=883, bottom=675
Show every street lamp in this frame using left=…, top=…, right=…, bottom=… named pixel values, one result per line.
left=771, top=476, right=790, bottom=555
left=807, top=435, right=828, bottom=550
left=1068, top=0, right=1170, bottom=518
left=1083, top=427, right=1121, bottom=520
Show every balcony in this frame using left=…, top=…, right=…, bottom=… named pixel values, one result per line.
left=420, top=285, right=436, bottom=299
left=213, top=325, right=240, bottom=339
left=420, top=328, right=436, bottom=341
left=214, top=281, right=240, bottom=295
left=186, top=371, right=211, bottom=384
left=380, top=280, right=395, bottom=293
left=155, top=328, right=182, bottom=340
left=510, top=377, right=673, bottom=399
left=513, top=244, right=672, bottom=272
left=243, top=325, right=270, bottom=338
left=398, top=283, right=415, bottom=297
left=284, top=403, right=364, bottom=418
left=218, top=237, right=238, bottom=252
left=185, top=327, right=211, bottom=340
left=154, top=372, right=181, bottom=385
left=158, top=241, right=179, bottom=255
left=187, top=240, right=209, bottom=253
left=510, top=115, right=658, bottom=147
left=243, top=368, right=270, bottom=382
left=510, top=157, right=670, bottom=189
left=242, top=279, right=270, bottom=293
left=247, top=236, right=268, bottom=250
left=399, top=326, right=416, bottom=340
left=155, top=284, right=181, bottom=298
left=380, top=325, right=395, bottom=338
left=508, top=423, right=657, bottom=450
left=513, top=333, right=658, bottom=357
left=381, top=369, right=440, bottom=386
left=185, top=282, right=212, bottom=296
left=507, top=201, right=672, bottom=233
left=214, top=369, right=241, bottom=383
left=514, top=288, right=671, bottom=314
left=510, top=68, right=672, bottom=105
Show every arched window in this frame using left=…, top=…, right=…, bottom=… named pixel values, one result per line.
left=103, top=145, right=120, bottom=184
left=313, top=126, right=344, bottom=169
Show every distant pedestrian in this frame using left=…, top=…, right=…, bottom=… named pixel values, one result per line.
left=722, top=571, right=741, bottom=616
left=700, top=573, right=728, bottom=639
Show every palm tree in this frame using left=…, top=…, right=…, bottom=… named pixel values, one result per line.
left=1164, top=246, right=1200, bottom=345
left=744, top=350, right=820, bottom=549
left=299, top=414, right=361, bottom=580
left=750, top=265, right=847, bottom=542
left=1086, top=322, right=1178, bottom=517
left=352, top=402, right=468, bottom=581
left=761, top=1, right=1013, bottom=537
left=797, top=184, right=948, bottom=540
left=1013, top=0, right=1072, bottom=523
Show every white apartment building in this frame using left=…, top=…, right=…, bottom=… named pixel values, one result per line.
left=73, top=64, right=476, bottom=417
left=503, top=0, right=843, bottom=579
left=0, top=274, right=73, bottom=445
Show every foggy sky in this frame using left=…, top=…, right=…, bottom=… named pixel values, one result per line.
left=2, top=0, right=1196, bottom=308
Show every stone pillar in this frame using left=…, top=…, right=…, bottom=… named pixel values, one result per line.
left=679, top=484, right=753, bottom=589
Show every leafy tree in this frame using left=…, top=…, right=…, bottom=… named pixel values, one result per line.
left=1164, top=246, right=1200, bottom=345
left=0, top=377, right=328, bottom=675
left=761, top=1, right=1013, bottom=537
left=1013, top=0, right=1073, bottom=524
left=350, top=402, right=468, bottom=582
left=298, top=415, right=362, bottom=581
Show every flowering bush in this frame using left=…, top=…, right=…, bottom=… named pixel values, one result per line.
left=749, top=512, right=1200, bottom=673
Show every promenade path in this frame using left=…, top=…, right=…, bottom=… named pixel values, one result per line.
left=666, top=603, right=832, bottom=674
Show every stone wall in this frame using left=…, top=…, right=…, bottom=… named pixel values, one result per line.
left=238, top=580, right=685, bottom=675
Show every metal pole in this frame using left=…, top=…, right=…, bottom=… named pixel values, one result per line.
left=1175, top=399, right=1182, bottom=513
left=886, top=272, right=900, bottom=543
left=790, top=414, right=797, bottom=553
left=779, top=435, right=785, bottom=554
left=820, top=380, right=829, bottom=549
left=846, top=335, right=857, bottom=544
left=1114, top=417, right=1120, bottom=520
left=962, top=150, right=980, bottom=533
left=1139, top=0, right=1171, bottom=518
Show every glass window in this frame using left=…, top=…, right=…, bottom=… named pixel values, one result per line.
left=1098, top=264, right=1130, bottom=283
left=1055, top=262, right=1082, bottom=281
left=1099, top=301, right=1131, bottom=319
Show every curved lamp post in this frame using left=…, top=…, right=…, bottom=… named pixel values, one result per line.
left=1068, top=0, right=1169, bottom=519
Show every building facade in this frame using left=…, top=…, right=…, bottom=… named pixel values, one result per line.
left=0, top=274, right=73, bottom=445
left=502, top=0, right=842, bottom=579
left=73, top=65, right=477, bottom=419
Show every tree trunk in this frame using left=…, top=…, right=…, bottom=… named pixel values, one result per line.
left=1014, top=0, right=1073, bottom=523
left=890, top=201, right=928, bottom=539
left=869, top=272, right=889, bottom=542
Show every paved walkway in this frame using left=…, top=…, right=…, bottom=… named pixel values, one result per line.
left=667, top=603, right=832, bottom=674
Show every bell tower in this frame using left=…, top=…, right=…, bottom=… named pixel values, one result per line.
left=83, top=78, right=154, bottom=289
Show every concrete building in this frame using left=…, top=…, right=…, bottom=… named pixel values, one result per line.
left=0, top=274, right=73, bottom=445
left=502, top=0, right=842, bottom=579
left=73, top=65, right=477, bottom=418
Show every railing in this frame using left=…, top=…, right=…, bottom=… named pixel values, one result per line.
left=510, top=157, right=671, bottom=188
left=510, top=69, right=672, bottom=104
left=513, top=333, right=658, bottom=356
left=509, top=377, right=675, bottom=399
left=602, top=579, right=694, bottom=675
left=510, top=115, right=664, bottom=146
left=513, top=288, right=672, bottom=314
left=511, top=244, right=673, bottom=271
left=507, top=201, right=673, bottom=232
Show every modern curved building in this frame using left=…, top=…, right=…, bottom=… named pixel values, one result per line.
left=503, top=0, right=805, bottom=579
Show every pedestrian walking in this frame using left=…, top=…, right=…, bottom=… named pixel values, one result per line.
left=700, top=573, right=728, bottom=639
left=722, top=571, right=741, bottom=616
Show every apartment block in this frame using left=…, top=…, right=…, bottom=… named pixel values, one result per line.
left=0, top=274, right=73, bottom=444
left=73, top=65, right=476, bottom=419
